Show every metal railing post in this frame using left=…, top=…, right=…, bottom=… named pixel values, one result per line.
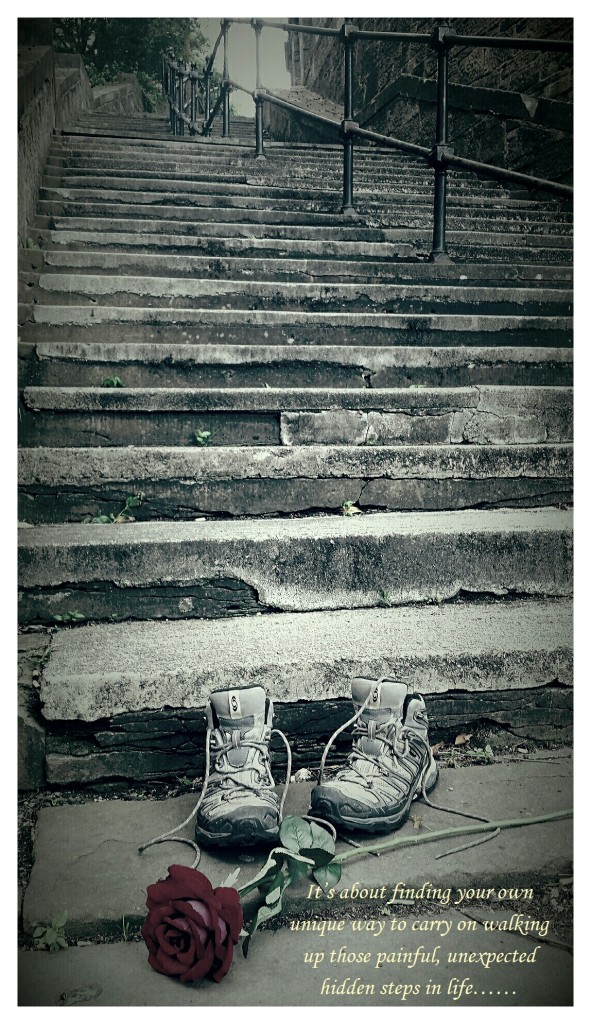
left=341, top=22, right=358, bottom=218
left=190, top=63, right=197, bottom=133
left=222, top=21, right=231, bottom=138
left=253, top=20, right=266, bottom=159
left=429, top=23, right=453, bottom=262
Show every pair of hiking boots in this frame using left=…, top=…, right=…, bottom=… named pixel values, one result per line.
left=194, top=677, right=438, bottom=847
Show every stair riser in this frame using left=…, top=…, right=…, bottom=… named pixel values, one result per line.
left=18, top=510, right=573, bottom=626
left=43, top=686, right=573, bottom=785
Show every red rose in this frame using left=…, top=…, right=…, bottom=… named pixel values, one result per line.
left=141, top=864, right=243, bottom=983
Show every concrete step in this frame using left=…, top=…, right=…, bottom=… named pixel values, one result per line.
left=18, top=507, right=573, bottom=625
left=35, top=190, right=574, bottom=226
left=39, top=182, right=571, bottom=219
left=19, top=249, right=574, bottom=287
left=20, top=275, right=573, bottom=316
left=26, top=226, right=572, bottom=264
left=20, top=306, right=573, bottom=351
left=19, top=385, right=572, bottom=449
left=18, top=342, right=573, bottom=389
left=29, top=228, right=572, bottom=266
left=21, top=754, right=572, bottom=947
left=18, top=443, right=572, bottom=523
left=38, top=596, right=573, bottom=722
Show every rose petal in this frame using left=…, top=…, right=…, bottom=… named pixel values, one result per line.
left=211, top=938, right=235, bottom=983
left=214, top=888, right=244, bottom=941
left=179, top=941, right=215, bottom=984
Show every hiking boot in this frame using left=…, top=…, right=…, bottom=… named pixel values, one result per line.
left=309, top=677, right=438, bottom=834
left=195, top=685, right=284, bottom=847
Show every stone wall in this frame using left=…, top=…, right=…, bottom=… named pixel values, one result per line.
left=281, top=17, right=573, bottom=180
left=18, top=46, right=147, bottom=247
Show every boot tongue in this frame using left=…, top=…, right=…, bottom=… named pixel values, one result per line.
left=352, top=677, right=407, bottom=719
left=210, top=685, right=266, bottom=726
left=210, top=686, right=268, bottom=768
left=351, top=678, right=407, bottom=767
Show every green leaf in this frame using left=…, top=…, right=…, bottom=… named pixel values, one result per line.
left=286, top=857, right=310, bottom=883
left=307, top=821, right=336, bottom=854
left=126, top=496, right=140, bottom=508
left=300, top=846, right=334, bottom=869
left=52, top=910, right=68, bottom=928
left=279, top=816, right=314, bottom=853
left=72, top=613, right=85, bottom=621
left=33, top=927, right=45, bottom=938
left=45, top=928, right=57, bottom=945
left=242, top=897, right=284, bottom=958
left=55, top=935, right=68, bottom=949
left=313, top=860, right=342, bottom=891
left=53, top=615, right=63, bottom=622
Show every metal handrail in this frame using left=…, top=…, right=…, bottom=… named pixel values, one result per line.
left=162, top=19, right=572, bottom=260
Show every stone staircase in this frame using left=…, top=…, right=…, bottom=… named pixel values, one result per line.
left=18, top=109, right=573, bottom=789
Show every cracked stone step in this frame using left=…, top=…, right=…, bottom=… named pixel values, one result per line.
left=38, top=597, right=573, bottom=722
left=19, top=250, right=574, bottom=286
left=18, top=343, right=573, bottom=390
left=20, top=275, right=573, bottom=316
left=17, top=507, right=573, bottom=625
left=19, top=385, right=573, bottom=448
left=21, top=755, right=572, bottom=942
left=17, top=443, right=573, bottom=522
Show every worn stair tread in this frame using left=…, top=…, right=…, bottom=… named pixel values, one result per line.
left=18, top=507, right=573, bottom=620
left=21, top=384, right=572, bottom=413
left=19, top=250, right=575, bottom=284
left=34, top=214, right=573, bottom=246
left=26, top=306, right=573, bottom=332
left=23, top=274, right=573, bottom=311
left=22, top=753, right=573, bottom=937
left=18, top=442, right=573, bottom=484
left=39, top=597, right=573, bottom=721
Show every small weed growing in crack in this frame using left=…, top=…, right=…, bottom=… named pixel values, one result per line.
left=379, top=589, right=393, bottom=608
left=99, top=375, right=125, bottom=388
left=409, top=383, right=427, bottom=389
left=341, top=501, right=362, bottom=516
left=462, top=742, right=494, bottom=763
left=31, top=644, right=52, bottom=668
left=33, top=911, right=68, bottom=952
left=84, top=492, right=145, bottom=525
left=53, top=611, right=86, bottom=625
left=121, top=915, right=133, bottom=942
left=193, top=427, right=220, bottom=446
left=26, top=237, right=40, bottom=250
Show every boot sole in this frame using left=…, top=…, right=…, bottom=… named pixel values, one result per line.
left=311, top=764, right=439, bottom=835
left=195, top=818, right=280, bottom=848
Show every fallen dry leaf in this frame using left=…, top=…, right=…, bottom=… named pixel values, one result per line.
left=431, top=741, right=444, bottom=756
left=454, top=732, right=472, bottom=746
